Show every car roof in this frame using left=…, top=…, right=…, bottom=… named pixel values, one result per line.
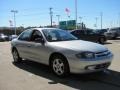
left=70, top=29, right=93, bottom=32
left=31, top=28, right=59, bottom=31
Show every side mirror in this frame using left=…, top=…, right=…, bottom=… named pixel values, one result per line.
left=34, top=38, right=45, bottom=44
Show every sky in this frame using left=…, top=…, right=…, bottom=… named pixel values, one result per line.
left=0, top=0, right=120, bottom=29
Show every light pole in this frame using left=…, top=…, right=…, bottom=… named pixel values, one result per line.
left=100, top=12, right=103, bottom=29
left=75, top=0, right=78, bottom=29
left=79, top=17, right=82, bottom=24
left=11, top=10, right=18, bottom=35
left=118, top=13, right=120, bottom=27
left=56, top=15, right=60, bottom=28
left=79, top=17, right=82, bottom=29
left=49, top=7, right=53, bottom=27
left=95, top=17, right=98, bottom=29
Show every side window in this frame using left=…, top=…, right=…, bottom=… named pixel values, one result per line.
left=78, top=30, right=85, bottom=35
left=31, top=30, right=43, bottom=41
left=86, top=30, right=94, bottom=35
left=72, top=30, right=84, bottom=35
left=18, top=30, right=32, bottom=41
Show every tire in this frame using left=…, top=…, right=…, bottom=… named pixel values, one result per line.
left=12, top=48, right=22, bottom=63
left=99, top=37, right=105, bottom=44
left=50, top=55, right=69, bottom=77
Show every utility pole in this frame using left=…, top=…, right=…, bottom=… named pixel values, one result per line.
left=49, top=7, right=53, bottom=27
left=75, top=0, right=78, bottom=29
left=79, top=17, right=82, bottom=29
left=11, top=10, right=18, bottom=35
left=79, top=17, right=82, bottom=24
left=118, top=13, right=120, bottom=27
left=100, top=12, right=103, bottom=29
left=56, top=15, right=60, bottom=28
left=95, top=17, right=98, bottom=29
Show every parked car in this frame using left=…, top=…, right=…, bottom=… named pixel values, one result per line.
left=105, top=27, right=120, bottom=39
left=70, top=29, right=107, bottom=44
left=9, top=35, right=18, bottom=41
left=11, top=28, right=113, bottom=77
left=94, top=29, right=108, bottom=35
left=0, top=33, right=9, bottom=41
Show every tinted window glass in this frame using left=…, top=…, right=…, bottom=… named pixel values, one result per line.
left=18, top=30, right=32, bottom=41
left=31, top=30, right=43, bottom=41
left=77, top=30, right=84, bottom=34
left=86, top=30, right=95, bottom=34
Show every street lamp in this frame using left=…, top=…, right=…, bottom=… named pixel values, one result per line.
left=11, top=10, right=18, bottom=35
left=118, top=13, right=120, bottom=27
left=79, top=17, right=82, bottom=29
left=95, top=17, right=98, bottom=29
left=49, top=7, right=53, bottom=27
left=56, top=15, right=60, bottom=28
left=75, top=0, right=78, bottom=30
left=79, top=17, right=82, bottom=24
left=100, top=12, right=103, bottom=29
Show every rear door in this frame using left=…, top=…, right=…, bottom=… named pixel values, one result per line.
left=16, top=29, right=33, bottom=59
left=84, top=30, right=98, bottom=42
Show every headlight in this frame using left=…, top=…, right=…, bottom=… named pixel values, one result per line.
left=76, top=52, right=95, bottom=59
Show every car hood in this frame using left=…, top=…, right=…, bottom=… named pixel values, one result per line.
left=50, top=40, right=108, bottom=53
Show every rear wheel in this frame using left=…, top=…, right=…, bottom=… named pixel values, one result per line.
left=12, top=48, right=22, bottom=63
left=50, top=55, right=69, bottom=77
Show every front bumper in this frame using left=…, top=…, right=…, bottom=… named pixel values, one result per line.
left=68, top=53, right=113, bottom=74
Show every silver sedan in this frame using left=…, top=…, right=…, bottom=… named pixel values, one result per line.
left=11, top=28, right=113, bottom=77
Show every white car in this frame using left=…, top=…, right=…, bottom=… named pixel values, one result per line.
left=11, top=28, right=113, bottom=77
left=0, top=33, right=9, bottom=41
left=9, top=35, right=18, bottom=41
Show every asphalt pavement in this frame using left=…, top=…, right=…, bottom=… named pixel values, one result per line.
left=0, top=39, right=120, bottom=90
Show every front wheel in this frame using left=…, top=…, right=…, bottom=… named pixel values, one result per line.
left=50, top=55, right=69, bottom=77
left=99, top=37, right=106, bottom=44
left=12, top=49, right=22, bottom=63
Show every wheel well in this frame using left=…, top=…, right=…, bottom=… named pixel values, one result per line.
left=12, top=47, right=17, bottom=52
left=49, top=52, right=69, bottom=66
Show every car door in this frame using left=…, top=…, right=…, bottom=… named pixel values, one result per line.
left=76, top=30, right=88, bottom=41
left=71, top=30, right=85, bottom=40
left=16, top=29, right=33, bottom=59
left=84, top=30, right=98, bottom=42
left=27, top=30, right=49, bottom=64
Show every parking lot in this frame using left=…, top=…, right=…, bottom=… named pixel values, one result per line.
left=0, top=39, right=120, bottom=90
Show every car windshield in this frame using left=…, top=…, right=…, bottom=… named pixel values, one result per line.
left=42, top=29, right=78, bottom=42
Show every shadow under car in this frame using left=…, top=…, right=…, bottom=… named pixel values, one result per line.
left=13, top=60, right=120, bottom=90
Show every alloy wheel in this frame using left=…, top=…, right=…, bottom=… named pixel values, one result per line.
left=52, top=59, right=64, bottom=75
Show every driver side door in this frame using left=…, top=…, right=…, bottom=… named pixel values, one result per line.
left=28, top=30, right=49, bottom=64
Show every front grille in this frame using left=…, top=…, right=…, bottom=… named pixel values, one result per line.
left=95, top=50, right=111, bottom=57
